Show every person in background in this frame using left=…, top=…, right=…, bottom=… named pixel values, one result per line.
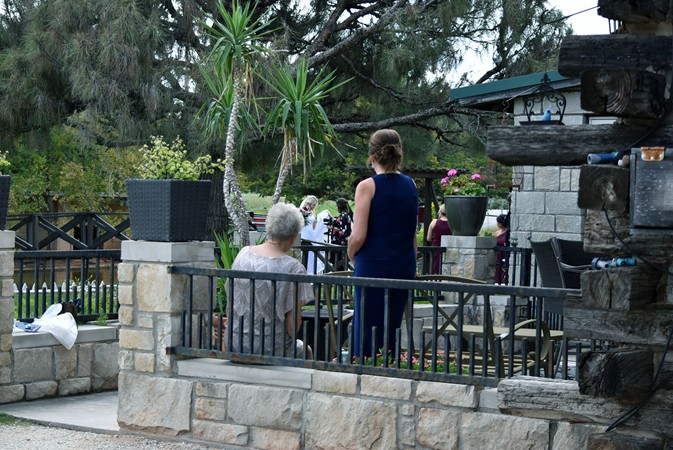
left=330, top=198, right=352, bottom=246
left=226, top=202, right=313, bottom=358
left=426, top=203, right=452, bottom=274
left=328, top=197, right=353, bottom=271
left=494, top=213, right=509, bottom=284
left=299, top=195, right=324, bottom=274
left=299, top=195, right=318, bottom=238
left=347, top=129, right=418, bottom=358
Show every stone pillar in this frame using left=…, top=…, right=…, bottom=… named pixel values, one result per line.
left=117, top=240, right=214, bottom=432
left=0, top=232, right=16, bottom=400
left=440, top=235, right=496, bottom=281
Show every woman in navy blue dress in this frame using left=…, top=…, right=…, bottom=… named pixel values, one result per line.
left=347, top=129, right=418, bottom=358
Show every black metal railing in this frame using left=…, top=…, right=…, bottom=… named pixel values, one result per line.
left=297, top=242, right=446, bottom=275
left=14, top=249, right=121, bottom=322
left=8, top=212, right=130, bottom=250
left=168, top=265, right=588, bottom=383
left=494, top=246, right=532, bottom=287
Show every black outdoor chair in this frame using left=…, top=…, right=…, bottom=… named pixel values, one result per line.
left=529, top=237, right=607, bottom=378
left=551, top=238, right=604, bottom=290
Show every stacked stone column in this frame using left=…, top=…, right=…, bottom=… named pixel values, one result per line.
left=116, top=240, right=214, bottom=431
left=440, top=235, right=496, bottom=280
left=0, top=231, right=15, bottom=400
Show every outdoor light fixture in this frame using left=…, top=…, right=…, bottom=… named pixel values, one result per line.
left=520, top=73, right=566, bottom=125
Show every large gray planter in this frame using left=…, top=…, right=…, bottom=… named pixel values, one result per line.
left=443, top=195, right=488, bottom=236
left=126, top=179, right=212, bottom=242
left=0, top=175, right=11, bottom=230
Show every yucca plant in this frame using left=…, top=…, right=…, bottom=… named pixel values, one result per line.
left=213, top=231, right=239, bottom=316
left=198, top=0, right=275, bottom=246
left=262, top=59, right=350, bottom=204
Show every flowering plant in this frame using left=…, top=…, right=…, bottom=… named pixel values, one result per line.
left=300, top=206, right=312, bottom=226
left=332, top=350, right=467, bottom=374
left=0, top=151, right=10, bottom=174
left=440, top=169, right=487, bottom=196
left=137, top=136, right=224, bottom=181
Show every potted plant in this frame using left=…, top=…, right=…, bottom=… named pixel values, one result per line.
left=440, top=169, right=488, bottom=236
left=126, top=136, right=224, bottom=242
left=0, top=151, right=11, bottom=230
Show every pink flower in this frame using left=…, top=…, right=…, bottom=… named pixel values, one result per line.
left=440, top=177, right=448, bottom=183
left=447, top=169, right=458, bottom=177
left=470, top=173, right=482, bottom=180
left=453, top=188, right=459, bottom=193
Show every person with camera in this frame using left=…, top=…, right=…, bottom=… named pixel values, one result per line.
left=326, top=197, right=352, bottom=270
left=329, top=198, right=352, bottom=245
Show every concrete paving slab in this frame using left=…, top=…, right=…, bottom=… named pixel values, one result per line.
left=0, top=391, right=119, bottom=433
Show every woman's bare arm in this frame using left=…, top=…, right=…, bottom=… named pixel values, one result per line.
left=347, top=178, right=374, bottom=263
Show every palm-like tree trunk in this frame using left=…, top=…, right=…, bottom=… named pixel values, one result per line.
left=271, top=135, right=295, bottom=205
left=223, top=68, right=250, bottom=246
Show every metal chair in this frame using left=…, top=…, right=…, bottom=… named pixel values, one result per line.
left=322, top=270, right=354, bottom=360
left=551, top=238, right=603, bottom=290
left=413, top=274, right=487, bottom=357
left=529, top=237, right=602, bottom=378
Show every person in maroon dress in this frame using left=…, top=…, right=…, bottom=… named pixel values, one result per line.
left=426, top=204, right=452, bottom=274
left=494, top=214, right=509, bottom=284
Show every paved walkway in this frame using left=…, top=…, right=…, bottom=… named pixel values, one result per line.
left=0, top=390, right=119, bottom=432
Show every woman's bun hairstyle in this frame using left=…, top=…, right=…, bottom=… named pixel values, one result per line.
left=369, top=129, right=402, bottom=171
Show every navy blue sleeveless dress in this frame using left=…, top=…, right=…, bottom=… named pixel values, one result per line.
left=353, top=173, right=418, bottom=357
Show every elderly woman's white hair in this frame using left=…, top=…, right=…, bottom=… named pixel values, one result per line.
left=299, top=195, right=318, bottom=211
left=265, top=203, right=304, bottom=242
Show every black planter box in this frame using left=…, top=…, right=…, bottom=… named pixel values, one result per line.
left=0, top=175, right=11, bottom=230
left=126, top=179, right=212, bottom=242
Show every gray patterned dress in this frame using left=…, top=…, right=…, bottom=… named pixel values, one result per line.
left=226, top=246, right=314, bottom=357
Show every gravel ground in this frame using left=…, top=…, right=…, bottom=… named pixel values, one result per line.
left=0, top=422, right=232, bottom=450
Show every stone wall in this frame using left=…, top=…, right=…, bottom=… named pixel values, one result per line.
left=509, top=91, right=605, bottom=266
left=440, top=235, right=497, bottom=281
left=0, top=231, right=120, bottom=404
left=115, top=240, right=662, bottom=449
left=120, top=359, right=607, bottom=450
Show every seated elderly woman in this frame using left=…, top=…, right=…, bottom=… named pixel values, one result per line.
left=226, top=202, right=314, bottom=358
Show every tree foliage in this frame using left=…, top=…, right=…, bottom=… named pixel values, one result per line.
left=0, top=0, right=570, bottom=213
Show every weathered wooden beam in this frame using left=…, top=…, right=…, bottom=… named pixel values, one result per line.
left=486, top=124, right=673, bottom=166
left=584, top=209, right=673, bottom=259
left=558, top=35, right=671, bottom=78
left=581, top=70, right=667, bottom=119
left=498, top=377, right=673, bottom=438
left=581, top=266, right=664, bottom=309
left=598, top=0, right=671, bottom=23
left=578, top=165, right=629, bottom=213
left=588, top=432, right=665, bottom=450
left=578, top=348, right=653, bottom=399
left=564, top=298, right=673, bottom=346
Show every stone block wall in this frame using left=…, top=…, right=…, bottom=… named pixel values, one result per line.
left=120, top=359, right=608, bottom=449
left=0, top=231, right=119, bottom=404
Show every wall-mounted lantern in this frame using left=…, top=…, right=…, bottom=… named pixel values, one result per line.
left=520, top=73, right=566, bottom=125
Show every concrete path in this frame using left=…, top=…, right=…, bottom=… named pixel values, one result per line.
left=0, top=391, right=119, bottom=433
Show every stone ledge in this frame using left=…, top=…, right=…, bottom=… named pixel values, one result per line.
left=441, top=235, right=497, bottom=249
left=12, top=325, right=118, bottom=349
left=177, top=358, right=313, bottom=389
left=0, top=231, right=15, bottom=249
left=121, top=240, right=215, bottom=263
